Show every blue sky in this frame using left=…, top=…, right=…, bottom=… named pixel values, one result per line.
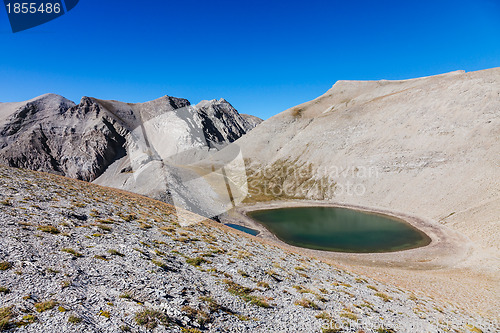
left=0, top=0, right=499, bottom=119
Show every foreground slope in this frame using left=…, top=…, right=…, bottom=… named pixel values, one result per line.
left=223, top=68, right=500, bottom=317
left=0, top=166, right=494, bottom=332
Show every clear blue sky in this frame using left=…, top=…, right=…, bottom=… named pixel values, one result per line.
left=1, top=0, right=499, bottom=119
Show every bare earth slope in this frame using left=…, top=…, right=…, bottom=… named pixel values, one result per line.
left=0, top=166, right=495, bottom=332
left=223, top=68, right=500, bottom=318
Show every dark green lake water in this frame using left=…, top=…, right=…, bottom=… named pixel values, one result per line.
left=248, top=207, right=431, bottom=253
left=225, top=223, right=260, bottom=236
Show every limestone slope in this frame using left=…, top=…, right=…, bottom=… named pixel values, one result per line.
left=219, top=68, right=500, bottom=317
left=0, top=166, right=494, bottom=332
left=232, top=68, right=500, bottom=260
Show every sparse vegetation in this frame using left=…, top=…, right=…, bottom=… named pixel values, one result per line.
left=466, top=324, right=483, bottom=333
left=134, top=308, right=169, bottom=329
left=61, top=248, right=82, bottom=257
left=199, top=296, right=221, bottom=312
left=0, top=262, right=12, bottom=271
left=151, top=259, right=169, bottom=270
left=375, top=292, right=391, bottom=302
left=294, top=298, right=320, bottom=310
left=98, top=310, right=110, bottom=318
left=257, top=281, right=270, bottom=289
left=0, top=306, right=14, bottom=331
left=315, top=311, right=332, bottom=320
left=181, top=306, right=210, bottom=326
left=376, top=328, right=396, bottom=333
left=186, top=257, right=207, bottom=266
left=94, top=255, right=109, bottom=261
left=97, top=224, right=112, bottom=232
left=138, top=223, right=152, bottom=230
left=224, top=280, right=271, bottom=308
left=107, top=249, right=124, bottom=256
left=119, top=292, right=133, bottom=300
left=68, top=315, right=82, bottom=324
left=37, top=225, right=60, bottom=234
left=34, top=300, right=58, bottom=313
left=17, top=314, right=37, bottom=326
left=340, top=309, right=358, bottom=321
left=181, top=328, right=203, bottom=333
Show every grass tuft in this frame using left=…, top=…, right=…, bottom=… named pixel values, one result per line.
left=294, top=298, right=320, bottom=310
left=34, top=300, right=58, bottom=313
left=0, top=262, right=12, bottom=271
left=68, top=315, right=82, bottom=324
left=37, top=225, right=60, bottom=234
left=61, top=248, right=83, bottom=257
left=134, top=308, right=169, bottom=329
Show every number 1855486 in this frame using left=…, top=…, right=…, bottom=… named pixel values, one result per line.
left=6, top=2, right=61, bottom=14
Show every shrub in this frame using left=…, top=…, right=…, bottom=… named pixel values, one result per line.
left=0, top=287, right=9, bottom=294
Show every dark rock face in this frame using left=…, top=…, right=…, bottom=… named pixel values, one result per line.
left=0, top=94, right=261, bottom=182
left=195, top=98, right=259, bottom=148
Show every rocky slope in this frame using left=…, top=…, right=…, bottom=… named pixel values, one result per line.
left=0, top=94, right=260, bottom=182
left=0, top=166, right=495, bottom=332
left=215, top=68, right=500, bottom=317
left=0, top=94, right=261, bottom=218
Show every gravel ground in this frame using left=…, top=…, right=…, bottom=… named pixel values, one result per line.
left=0, top=166, right=496, bottom=332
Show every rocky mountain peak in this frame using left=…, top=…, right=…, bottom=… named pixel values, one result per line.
left=0, top=93, right=262, bottom=186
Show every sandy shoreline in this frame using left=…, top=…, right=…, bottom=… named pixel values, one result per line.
left=222, top=200, right=499, bottom=319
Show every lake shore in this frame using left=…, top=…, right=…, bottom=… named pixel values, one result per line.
left=222, top=200, right=499, bottom=319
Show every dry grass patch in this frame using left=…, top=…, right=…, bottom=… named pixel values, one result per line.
left=37, top=225, right=60, bottom=234
left=294, top=298, right=320, bottom=310
left=34, top=300, right=58, bottom=313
